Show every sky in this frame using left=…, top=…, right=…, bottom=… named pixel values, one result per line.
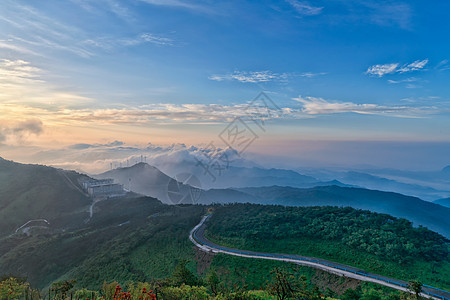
left=0, top=0, right=450, bottom=172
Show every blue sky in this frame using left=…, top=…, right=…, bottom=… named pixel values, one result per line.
left=0, top=0, right=449, bottom=170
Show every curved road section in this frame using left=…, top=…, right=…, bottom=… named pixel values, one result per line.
left=190, top=215, right=450, bottom=300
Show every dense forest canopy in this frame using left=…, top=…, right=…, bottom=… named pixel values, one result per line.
left=207, top=204, right=449, bottom=264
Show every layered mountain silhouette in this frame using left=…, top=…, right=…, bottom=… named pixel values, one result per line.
left=95, top=162, right=198, bottom=205
left=434, top=197, right=450, bottom=208
left=2, top=158, right=449, bottom=239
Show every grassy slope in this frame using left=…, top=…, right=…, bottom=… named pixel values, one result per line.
left=0, top=158, right=91, bottom=234
left=0, top=196, right=205, bottom=290
left=205, top=204, right=450, bottom=291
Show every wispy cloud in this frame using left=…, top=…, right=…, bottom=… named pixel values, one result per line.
left=0, top=59, right=94, bottom=112
left=69, top=140, right=124, bottom=150
left=388, top=77, right=417, bottom=84
left=405, top=83, right=421, bottom=89
left=138, top=0, right=211, bottom=13
left=436, top=59, right=450, bottom=71
left=0, top=2, right=174, bottom=60
left=70, top=0, right=132, bottom=21
left=286, top=0, right=323, bottom=16
left=388, top=77, right=423, bottom=88
left=366, top=59, right=428, bottom=77
left=397, top=59, right=428, bottom=73
left=401, top=96, right=441, bottom=103
left=0, top=59, right=42, bottom=83
left=299, top=72, right=327, bottom=78
left=365, top=2, right=412, bottom=30
left=0, top=40, right=41, bottom=56
left=366, top=63, right=399, bottom=77
left=0, top=4, right=95, bottom=58
left=209, top=71, right=326, bottom=83
left=123, top=33, right=175, bottom=46
left=293, top=95, right=436, bottom=118
left=209, top=71, right=289, bottom=83
left=48, top=103, right=291, bottom=124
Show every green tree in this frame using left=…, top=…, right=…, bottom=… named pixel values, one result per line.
left=361, top=288, right=382, bottom=300
left=0, top=277, right=29, bottom=300
left=341, top=288, right=362, bottom=300
left=50, top=280, right=76, bottom=300
left=74, top=288, right=99, bottom=300
left=407, top=280, right=423, bottom=300
left=324, top=287, right=336, bottom=298
left=206, top=270, right=220, bottom=296
left=102, top=281, right=119, bottom=300
left=267, top=268, right=296, bottom=300
left=171, top=260, right=199, bottom=286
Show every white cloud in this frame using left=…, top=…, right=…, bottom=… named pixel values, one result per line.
left=366, top=63, right=399, bottom=77
left=13, top=94, right=434, bottom=127
left=140, top=33, right=174, bottom=46
left=122, top=33, right=175, bottom=46
left=0, top=59, right=95, bottom=114
left=0, top=40, right=41, bottom=56
left=0, top=3, right=174, bottom=60
left=299, top=72, right=327, bottom=78
left=367, top=59, right=429, bottom=77
left=138, top=0, right=210, bottom=13
left=436, top=59, right=450, bottom=71
left=47, top=102, right=291, bottom=125
left=387, top=77, right=417, bottom=84
left=293, top=95, right=435, bottom=117
left=0, top=58, right=44, bottom=90
left=0, top=4, right=95, bottom=58
left=405, top=83, right=421, bottom=89
left=209, top=71, right=327, bottom=82
left=286, top=0, right=323, bottom=16
left=16, top=142, right=247, bottom=176
left=209, top=71, right=288, bottom=83
left=397, top=59, right=428, bottom=73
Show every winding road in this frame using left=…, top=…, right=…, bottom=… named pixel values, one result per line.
left=15, top=219, right=50, bottom=233
left=190, top=215, right=450, bottom=300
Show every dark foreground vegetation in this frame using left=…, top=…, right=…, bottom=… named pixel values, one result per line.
left=0, top=264, right=429, bottom=300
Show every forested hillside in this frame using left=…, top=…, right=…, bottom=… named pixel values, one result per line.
left=206, top=204, right=450, bottom=290
left=237, top=185, right=450, bottom=238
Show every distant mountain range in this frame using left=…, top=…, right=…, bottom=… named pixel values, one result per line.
left=138, top=153, right=450, bottom=201
left=97, top=162, right=347, bottom=201
left=2, top=157, right=450, bottom=238
left=143, top=158, right=346, bottom=190
left=95, top=162, right=450, bottom=238
left=337, top=171, right=447, bottom=201
left=434, top=197, right=450, bottom=208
